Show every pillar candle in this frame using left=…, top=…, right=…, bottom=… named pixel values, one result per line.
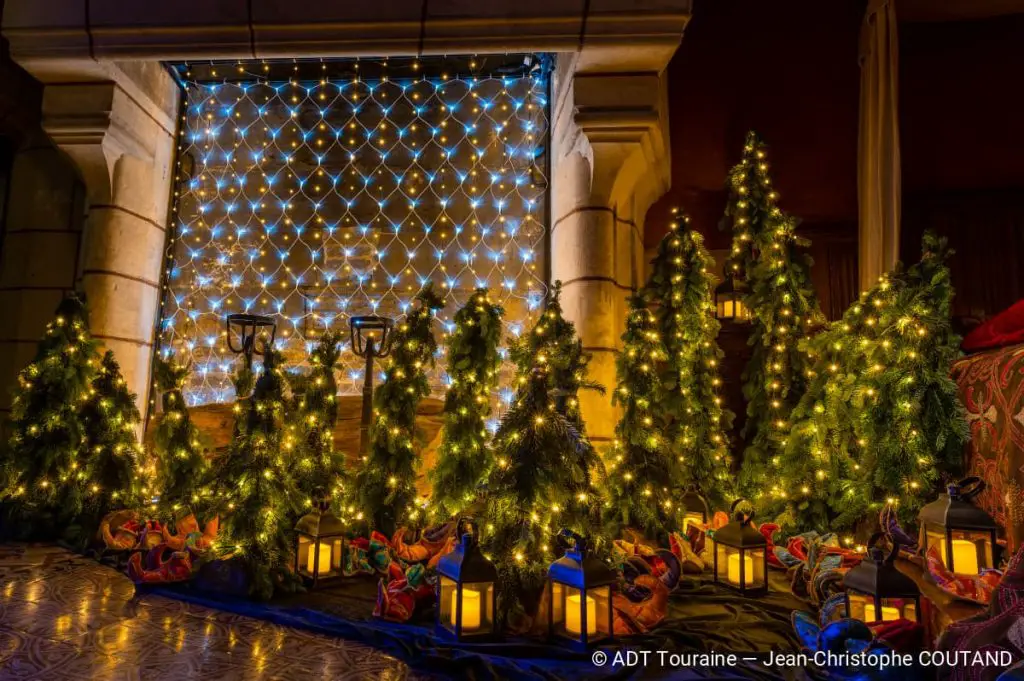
left=727, top=552, right=754, bottom=585
left=864, top=603, right=900, bottom=622
left=449, top=587, right=482, bottom=630
left=565, top=593, right=597, bottom=635
left=306, top=542, right=332, bottom=576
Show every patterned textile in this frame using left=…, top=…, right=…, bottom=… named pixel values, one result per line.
left=952, top=343, right=1024, bottom=550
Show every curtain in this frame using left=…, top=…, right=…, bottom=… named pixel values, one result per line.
left=858, top=0, right=901, bottom=291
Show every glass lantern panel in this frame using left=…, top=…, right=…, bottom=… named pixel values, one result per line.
left=882, top=598, right=917, bottom=623
left=946, top=529, right=993, bottom=575
left=735, top=299, right=747, bottom=320
left=847, top=591, right=871, bottom=622
left=588, top=585, right=612, bottom=641
left=924, top=523, right=946, bottom=565
left=746, top=549, right=766, bottom=589
left=297, top=536, right=312, bottom=576
left=715, top=542, right=732, bottom=584
left=717, top=299, right=732, bottom=319
left=439, top=576, right=456, bottom=633
left=458, top=582, right=493, bottom=635
left=550, top=581, right=565, bottom=630
left=555, top=585, right=593, bottom=641
left=304, top=538, right=333, bottom=578
left=331, top=538, right=344, bottom=570
left=682, top=512, right=705, bottom=534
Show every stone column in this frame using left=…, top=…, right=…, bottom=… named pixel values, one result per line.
left=550, top=54, right=672, bottom=444
left=34, top=64, right=180, bottom=418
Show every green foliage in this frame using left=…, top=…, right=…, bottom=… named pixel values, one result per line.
left=775, top=232, right=968, bottom=532
left=355, top=284, right=444, bottom=535
left=642, top=216, right=734, bottom=510
left=212, top=349, right=303, bottom=599
left=153, top=354, right=209, bottom=523
left=724, top=132, right=822, bottom=498
left=483, top=285, right=604, bottom=622
left=429, top=289, right=504, bottom=521
left=292, top=330, right=346, bottom=508
left=2, top=293, right=100, bottom=532
left=78, top=351, right=145, bottom=521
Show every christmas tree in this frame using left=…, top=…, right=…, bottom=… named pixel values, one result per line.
left=1, top=293, right=99, bottom=535
left=292, top=330, right=346, bottom=507
left=153, top=354, right=208, bottom=522
left=213, top=348, right=302, bottom=599
left=724, top=132, right=821, bottom=497
left=78, top=351, right=145, bottom=523
left=643, top=213, right=734, bottom=509
left=776, top=232, right=968, bottom=531
left=483, top=286, right=603, bottom=621
left=354, top=284, right=444, bottom=535
left=429, top=288, right=504, bottom=521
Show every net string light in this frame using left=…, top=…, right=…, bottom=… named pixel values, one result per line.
left=159, top=56, right=550, bottom=409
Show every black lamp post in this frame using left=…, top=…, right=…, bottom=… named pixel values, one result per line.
left=349, top=315, right=394, bottom=456
left=843, top=533, right=920, bottom=624
left=226, top=313, right=277, bottom=368
left=918, top=476, right=999, bottom=576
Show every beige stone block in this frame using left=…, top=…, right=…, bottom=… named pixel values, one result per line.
left=579, top=348, right=618, bottom=442
left=111, top=61, right=181, bottom=131
left=551, top=150, right=593, bottom=223
left=551, top=210, right=616, bottom=284
left=0, top=231, right=80, bottom=289
left=81, top=273, right=159, bottom=346
left=559, top=278, right=624, bottom=350
left=6, top=147, right=83, bottom=232
left=80, top=203, right=165, bottom=285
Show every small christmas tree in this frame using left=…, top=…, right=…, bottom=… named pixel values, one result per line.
left=429, top=288, right=504, bottom=521
left=213, top=348, right=302, bottom=599
left=354, top=284, right=444, bottom=535
left=2, top=293, right=99, bottom=535
left=153, top=354, right=208, bottom=522
left=78, top=351, right=145, bottom=522
left=644, top=214, right=734, bottom=508
left=292, top=330, right=346, bottom=507
left=777, top=232, right=968, bottom=531
left=723, top=132, right=821, bottom=497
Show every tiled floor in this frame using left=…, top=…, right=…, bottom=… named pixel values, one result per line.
left=0, top=544, right=427, bottom=680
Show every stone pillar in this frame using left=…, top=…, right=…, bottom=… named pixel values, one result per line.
left=35, top=65, right=179, bottom=418
left=550, top=54, right=672, bottom=444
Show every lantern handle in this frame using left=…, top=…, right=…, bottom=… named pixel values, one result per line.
left=730, top=498, right=755, bottom=525
left=867, top=531, right=899, bottom=564
left=455, top=516, right=477, bottom=540
left=953, top=476, right=985, bottom=502
left=557, top=528, right=587, bottom=554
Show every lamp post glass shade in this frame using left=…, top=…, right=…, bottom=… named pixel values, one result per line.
left=714, top=275, right=748, bottom=321
left=680, top=486, right=710, bottom=533
left=547, top=530, right=615, bottom=650
left=226, top=313, right=277, bottom=367
left=349, top=315, right=394, bottom=456
left=436, top=519, right=497, bottom=640
left=712, top=499, right=768, bottom=596
left=294, top=497, right=346, bottom=587
left=843, top=533, right=920, bottom=624
left=918, top=477, right=998, bottom=576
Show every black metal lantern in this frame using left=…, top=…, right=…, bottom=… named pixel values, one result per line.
left=547, top=529, right=615, bottom=651
left=843, top=533, right=920, bottom=624
left=349, top=315, right=394, bottom=456
left=712, top=499, right=768, bottom=597
left=293, top=495, right=346, bottom=588
left=226, top=313, right=277, bottom=368
left=714, top=275, right=748, bottom=322
left=680, top=485, right=710, bottom=533
left=918, top=477, right=998, bottom=576
left=436, top=518, right=498, bottom=641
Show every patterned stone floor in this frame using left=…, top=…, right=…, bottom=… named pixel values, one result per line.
left=0, top=544, right=431, bottom=680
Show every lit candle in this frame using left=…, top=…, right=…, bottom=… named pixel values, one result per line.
left=565, top=593, right=597, bottom=635
left=306, top=542, right=331, bottom=576
left=863, top=604, right=901, bottom=622
left=727, top=553, right=754, bottom=585
left=940, top=539, right=980, bottom=575
left=449, top=587, right=481, bottom=630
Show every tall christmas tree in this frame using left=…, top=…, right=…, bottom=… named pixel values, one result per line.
left=483, top=286, right=603, bottom=621
left=2, top=293, right=99, bottom=535
left=213, top=348, right=302, bottom=599
left=153, top=355, right=208, bottom=522
left=354, top=284, right=444, bottom=535
left=644, top=213, right=734, bottom=508
left=78, top=351, right=145, bottom=523
left=292, top=330, right=346, bottom=507
left=724, top=132, right=821, bottom=497
left=776, top=233, right=967, bottom=531
left=429, top=289, right=504, bottom=521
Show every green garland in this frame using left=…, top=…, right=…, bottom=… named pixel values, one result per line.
left=644, top=214, right=734, bottom=509
left=723, top=132, right=822, bottom=499
left=153, top=354, right=209, bottom=522
left=355, top=284, right=444, bottom=535
left=213, top=349, right=302, bottom=599
left=777, top=232, right=968, bottom=532
left=2, top=293, right=99, bottom=535
left=429, top=288, right=504, bottom=521
left=292, top=330, right=346, bottom=508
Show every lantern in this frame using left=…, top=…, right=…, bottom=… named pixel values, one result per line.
left=293, top=495, right=346, bottom=588
left=680, top=485, right=710, bottom=534
left=712, top=499, right=768, bottom=597
left=918, top=477, right=998, bottom=576
left=714, top=275, right=748, bottom=321
left=843, top=533, right=920, bottom=624
left=547, top=529, right=615, bottom=651
left=436, top=519, right=497, bottom=641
